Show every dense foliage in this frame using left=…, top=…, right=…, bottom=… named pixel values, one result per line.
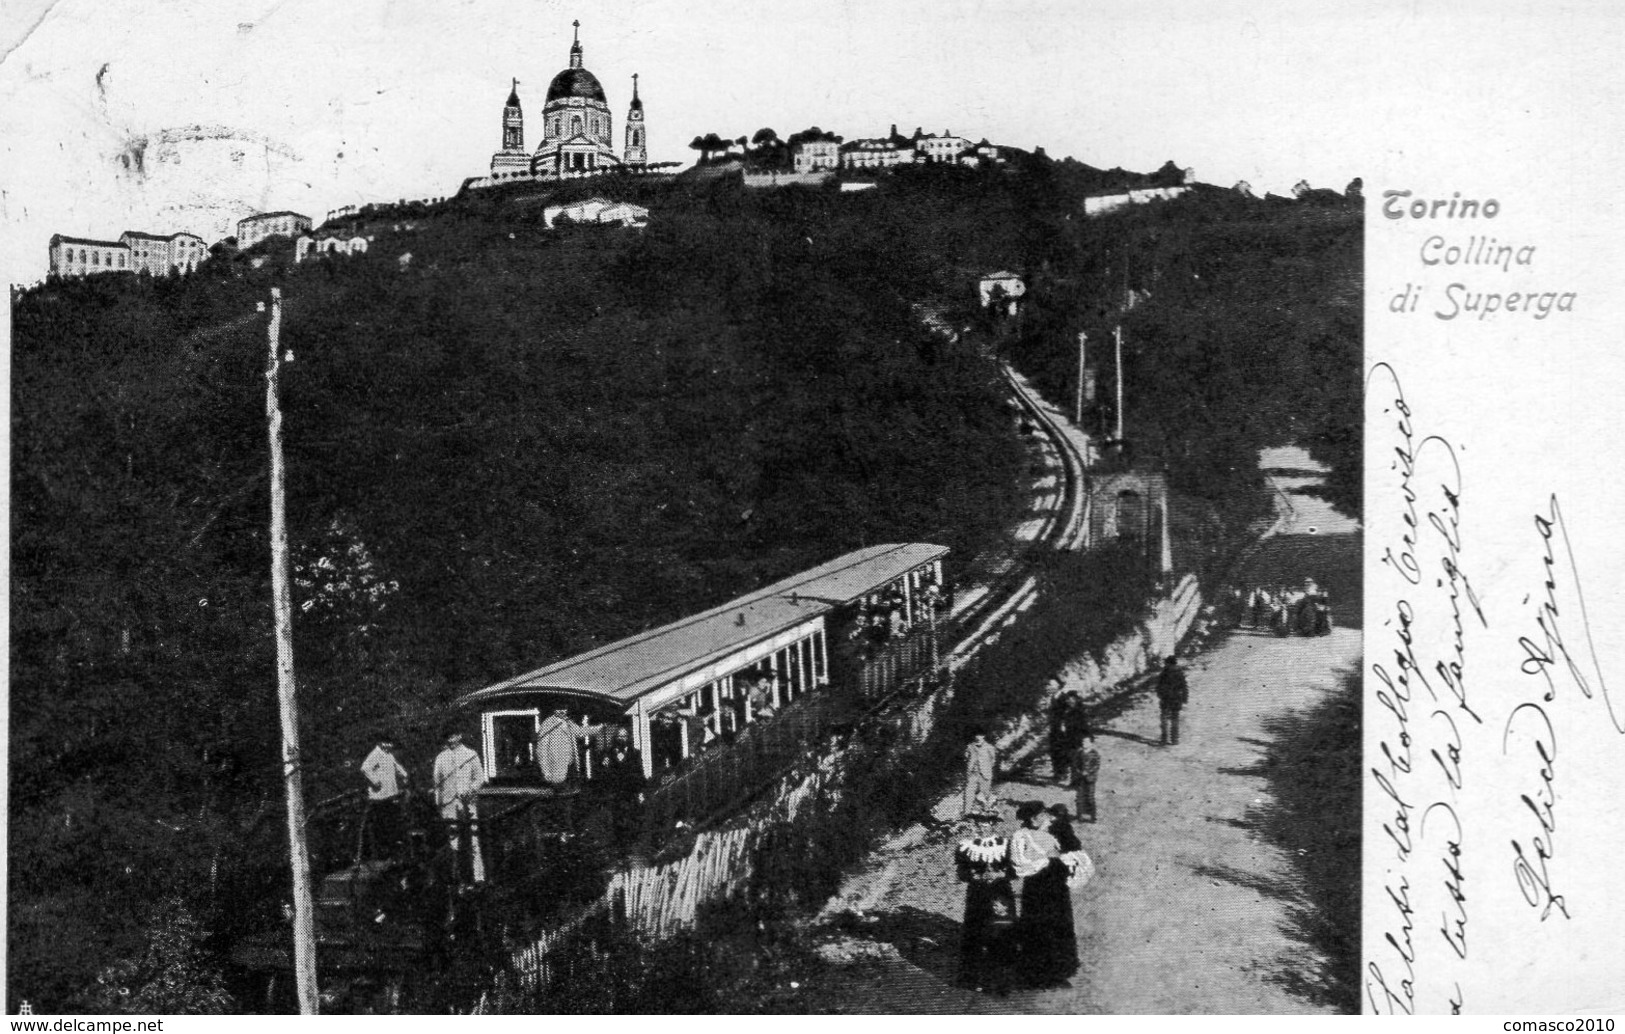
left=9, top=165, right=1043, bottom=1010
left=1001, top=185, right=1363, bottom=522
left=8, top=157, right=1361, bottom=1010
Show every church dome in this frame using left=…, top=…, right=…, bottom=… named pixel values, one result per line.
left=546, top=67, right=607, bottom=104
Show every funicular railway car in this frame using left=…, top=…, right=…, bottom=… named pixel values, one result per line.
left=459, top=543, right=950, bottom=863
left=230, top=545, right=952, bottom=1011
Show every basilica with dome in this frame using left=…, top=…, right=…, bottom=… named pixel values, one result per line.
left=490, top=22, right=647, bottom=179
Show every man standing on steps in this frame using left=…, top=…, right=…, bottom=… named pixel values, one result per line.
left=433, top=730, right=488, bottom=886
left=1156, top=656, right=1189, bottom=746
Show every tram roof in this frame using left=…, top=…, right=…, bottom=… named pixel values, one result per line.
left=458, top=543, right=948, bottom=711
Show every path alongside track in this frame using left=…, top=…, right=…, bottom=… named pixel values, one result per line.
left=801, top=447, right=1359, bottom=1014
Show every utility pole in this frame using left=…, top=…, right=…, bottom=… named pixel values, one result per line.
left=266, top=287, right=319, bottom=1014
left=1114, top=324, right=1125, bottom=443
left=1074, top=330, right=1086, bottom=427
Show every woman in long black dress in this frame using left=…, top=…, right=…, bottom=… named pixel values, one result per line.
left=1009, top=801, right=1080, bottom=988
left=956, top=815, right=1016, bottom=993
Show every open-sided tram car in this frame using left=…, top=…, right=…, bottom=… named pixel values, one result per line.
left=458, top=543, right=949, bottom=837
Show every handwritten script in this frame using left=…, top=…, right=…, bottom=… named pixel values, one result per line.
left=1367, top=363, right=1487, bottom=1015
left=1503, top=493, right=1619, bottom=922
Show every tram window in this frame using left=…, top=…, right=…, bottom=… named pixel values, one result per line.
left=490, top=713, right=538, bottom=781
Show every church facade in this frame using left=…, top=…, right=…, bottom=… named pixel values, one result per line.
left=489, top=22, right=647, bottom=179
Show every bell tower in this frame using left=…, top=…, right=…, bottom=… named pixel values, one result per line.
left=490, top=77, right=531, bottom=175
left=624, top=73, right=646, bottom=168
left=502, top=78, right=523, bottom=152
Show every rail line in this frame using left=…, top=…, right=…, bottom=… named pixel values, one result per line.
left=941, top=365, right=1090, bottom=664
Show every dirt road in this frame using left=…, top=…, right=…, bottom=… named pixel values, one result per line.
left=805, top=449, right=1360, bottom=1013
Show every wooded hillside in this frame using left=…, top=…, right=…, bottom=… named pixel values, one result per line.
left=8, top=158, right=1361, bottom=1009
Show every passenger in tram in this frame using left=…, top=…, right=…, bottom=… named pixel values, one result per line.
left=866, top=612, right=891, bottom=649
left=748, top=676, right=778, bottom=720
left=919, top=581, right=944, bottom=619
left=884, top=585, right=906, bottom=616
left=889, top=606, right=908, bottom=639
left=700, top=710, right=723, bottom=750
left=534, top=708, right=593, bottom=787
left=649, top=713, right=685, bottom=773
left=676, top=700, right=709, bottom=757
left=597, top=728, right=647, bottom=842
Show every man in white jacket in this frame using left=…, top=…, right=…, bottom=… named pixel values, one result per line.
left=432, top=731, right=488, bottom=885
left=359, top=732, right=408, bottom=858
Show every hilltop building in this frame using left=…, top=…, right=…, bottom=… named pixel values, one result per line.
left=47, top=229, right=208, bottom=278
left=121, top=231, right=207, bottom=275
left=792, top=139, right=840, bottom=174
left=237, top=211, right=313, bottom=249
left=836, top=125, right=984, bottom=171
left=490, top=22, right=646, bottom=180
left=840, top=133, right=916, bottom=169
left=295, top=233, right=370, bottom=263
left=914, top=130, right=972, bottom=164
left=973, top=139, right=1008, bottom=164
left=48, top=235, right=128, bottom=277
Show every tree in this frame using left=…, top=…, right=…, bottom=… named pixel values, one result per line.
left=1151, top=160, right=1185, bottom=187
left=90, top=898, right=233, bottom=1014
left=786, top=126, right=839, bottom=149
left=751, top=127, right=779, bottom=148
left=688, top=133, right=730, bottom=164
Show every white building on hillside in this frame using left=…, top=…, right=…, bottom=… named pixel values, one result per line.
left=121, top=231, right=206, bottom=275
left=48, top=235, right=129, bottom=277
left=978, top=270, right=1025, bottom=312
left=295, top=234, right=370, bottom=263
left=840, top=137, right=915, bottom=169
left=914, top=131, right=971, bottom=164
left=48, top=229, right=207, bottom=278
left=543, top=198, right=650, bottom=227
left=792, top=139, right=840, bottom=173
left=237, top=211, right=313, bottom=249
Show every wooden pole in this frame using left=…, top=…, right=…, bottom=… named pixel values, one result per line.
left=1114, top=324, right=1124, bottom=443
left=1074, top=330, right=1087, bottom=426
left=266, top=287, right=320, bottom=1014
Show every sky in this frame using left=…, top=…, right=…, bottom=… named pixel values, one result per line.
left=0, top=0, right=1621, bottom=285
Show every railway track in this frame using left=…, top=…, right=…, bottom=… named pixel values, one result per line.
left=941, top=365, right=1090, bottom=665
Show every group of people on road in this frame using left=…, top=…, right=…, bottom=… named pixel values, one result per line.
left=949, top=656, right=1196, bottom=993
left=1244, top=578, right=1333, bottom=637
left=955, top=800, right=1089, bottom=993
